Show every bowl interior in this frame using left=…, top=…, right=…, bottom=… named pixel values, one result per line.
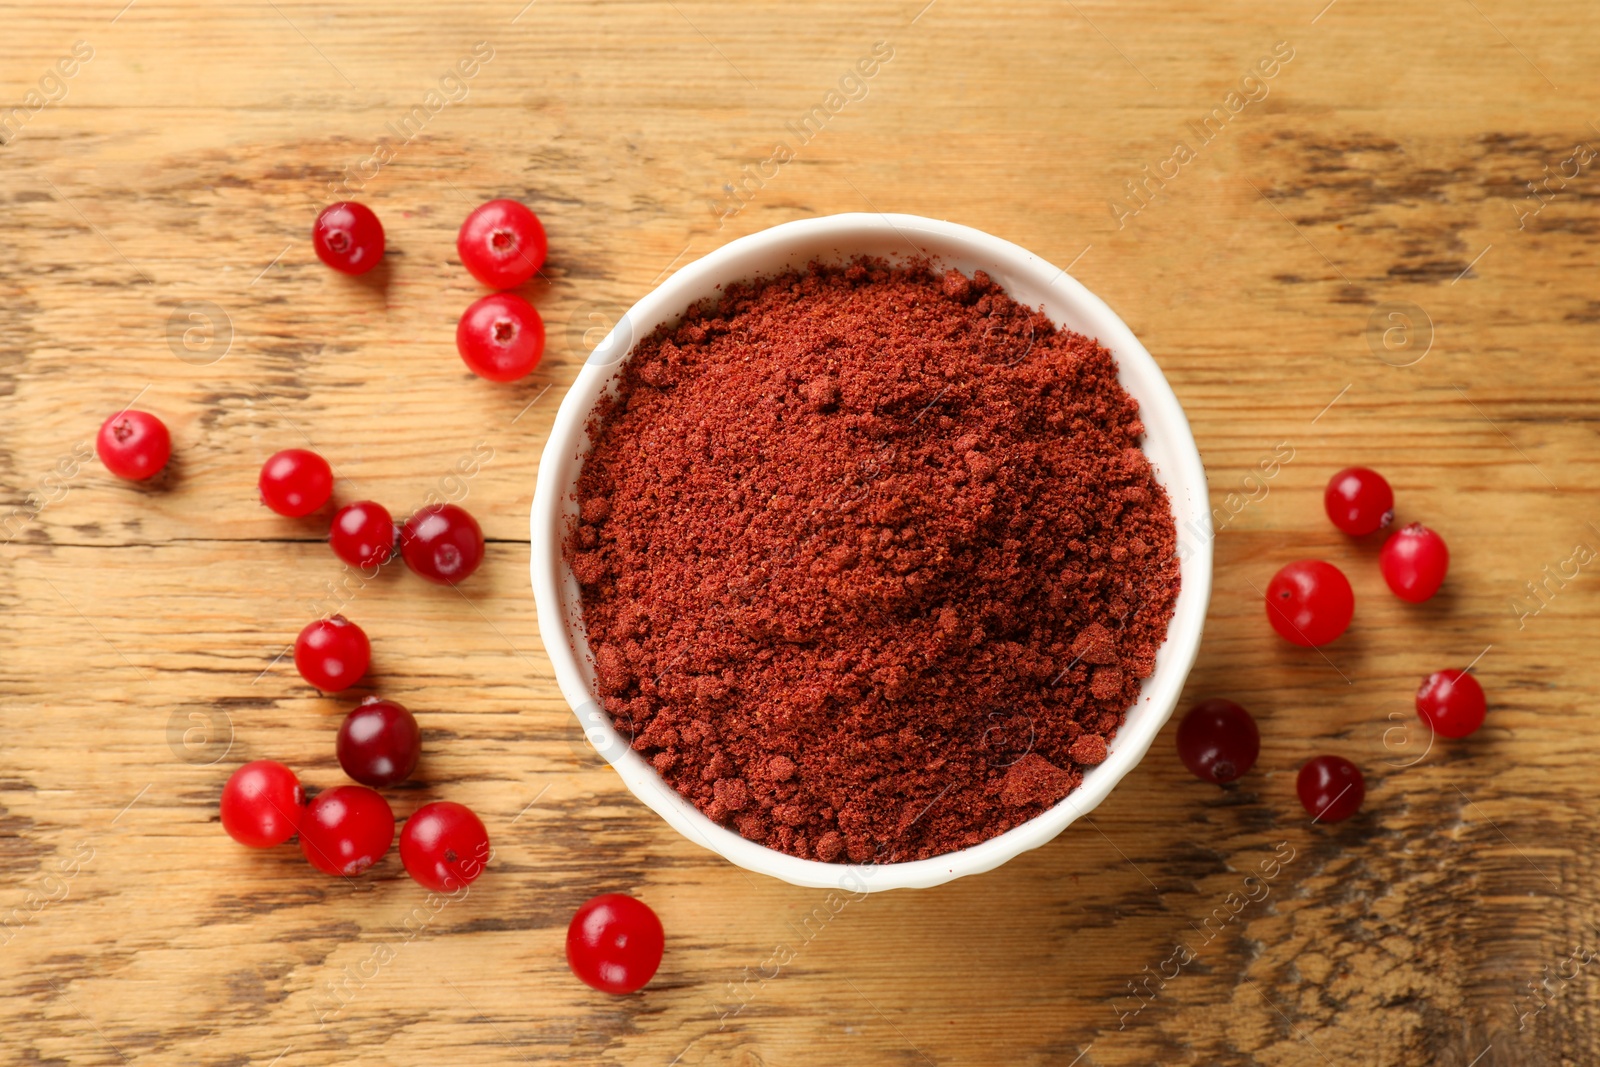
left=531, top=213, right=1212, bottom=892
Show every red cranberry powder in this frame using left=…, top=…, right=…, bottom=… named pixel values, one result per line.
left=567, top=260, right=1179, bottom=863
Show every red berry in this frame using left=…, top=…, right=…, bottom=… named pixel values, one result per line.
left=330, top=500, right=397, bottom=569
left=1175, top=699, right=1259, bottom=784
left=294, top=615, right=371, bottom=692
left=1324, top=467, right=1394, bottom=536
left=1296, top=755, right=1365, bottom=822
left=401, top=504, right=485, bottom=584
left=337, top=697, right=421, bottom=787
left=1416, top=669, right=1486, bottom=739
left=456, top=293, right=545, bottom=382
left=1265, top=560, right=1354, bottom=647
left=219, top=760, right=304, bottom=848
left=1379, top=522, right=1449, bottom=603
left=457, top=199, right=547, bottom=289
left=400, top=801, right=491, bottom=892
left=313, top=201, right=385, bottom=276
left=96, top=409, right=171, bottom=481
left=259, top=449, right=334, bottom=517
left=299, top=785, right=395, bottom=876
left=566, top=893, right=664, bottom=995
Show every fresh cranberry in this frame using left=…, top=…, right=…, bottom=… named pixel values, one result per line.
left=566, top=893, right=664, bottom=994
left=1324, top=467, right=1394, bottom=535
left=294, top=615, right=371, bottom=692
left=401, top=504, right=485, bottom=584
left=1296, top=755, right=1365, bottom=822
left=1380, top=522, right=1449, bottom=603
left=1265, top=560, right=1354, bottom=647
left=337, top=697, right=421, bottom=787
left=219, top=760, right=304, bottom=848
left=299, top=785, right=395, bottom=876
left=457, top=199, right=547, bottom=289
left=456, top=293, right=545, bottom=382
left=400, top=801, right=491, bottom=892
left=1416, top=669, right=1486, bottom=739
left=313, top=202, right=385, bottom=275
left=96, top=409, right=171, bottom=481
left=1175, top=699, right=1259, bottom=784
left=330, top=501, right=397, bottom=569
left=259, top=449, right=334, bottom=517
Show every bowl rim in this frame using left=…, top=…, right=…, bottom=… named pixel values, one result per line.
left=531, top=212, right=1213, bottom=892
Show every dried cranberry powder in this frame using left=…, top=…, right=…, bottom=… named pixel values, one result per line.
left=568, top=261, right=1180, bottom=863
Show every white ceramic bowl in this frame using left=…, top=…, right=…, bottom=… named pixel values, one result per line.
left=531, top=213, right=1212, bottom=893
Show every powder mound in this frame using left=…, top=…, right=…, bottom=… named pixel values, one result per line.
left=568, top=259, right=1181, bottom=862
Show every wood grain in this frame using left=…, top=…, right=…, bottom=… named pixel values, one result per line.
left=2, top=1, right=1598, bottom=1063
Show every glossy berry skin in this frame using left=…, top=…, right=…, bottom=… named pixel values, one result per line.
left=401, top=504, right=485, bottom=584
left=400, top=801, right=491, bottom=892
left=457, top=199, right=547, bottom=289
left=1324, top=467, right=1394, bottom=536
left=298, top=785, right=395, bottom=876
left=1380, top=522, right=1449, bottom=603
left=313, top=201, right=385, bottom=276
left=566, top=893, right=664, bottom=995
left=294, top=615, right=371, bottom=692
left=1299, top=755, right=1363, bottom=825
left=1297, top=755, right=1365, bottom=822
left=330, top=501, right=397, bottom=569
left=220, top=760, right=304, bottom=848
left=1176, top=699, right=1259, bottom=784
left=1416, top=669, right=1487, bottom=739
left=259, top=449, right=334, bottom=517
left=337, top=698, right=421, bottom=787
left=1265, top=560, right=1354, bottom=647
left=97, top=410, right=171, bottom=481
left=456, top=293, right=545, bottom=382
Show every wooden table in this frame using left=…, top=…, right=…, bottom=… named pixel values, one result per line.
left=4, top=1, right=1597, bottom=1063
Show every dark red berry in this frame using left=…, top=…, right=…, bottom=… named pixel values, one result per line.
left=1175, top=699, right=1259, bottom=784
left=456, top=293, right=545, bottom=382
left=330, top=500, right=397, bottom=569
left=313, top=201, right=385, bottom=276
left=1324, top=467, right=1394, bottom=536
left=457, top=199, right=547, bottom=289
left=566, top=893, right=664, bottom=995
left=1416, top=669, right=1486, bottom=739
left=1380, top=522, right=1449, bottom=603
left=219, top=760, right=304, bottom=848
left=298, top=785, right=395, bottom=876
left=1296, top=755, right=1365, bottom=822
left=259, top=449, right=334, bottom=517
left=1265, top=560, right=1354, bottom=647
left=400, top=801, right=491, bottom=893
left=294, top=615, right=371, bottom=692
left=97, top=409, right=171, bottom=481
left=401, top=504, right=485, bottom=584
left=337, top=697, right=421, bottom=787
